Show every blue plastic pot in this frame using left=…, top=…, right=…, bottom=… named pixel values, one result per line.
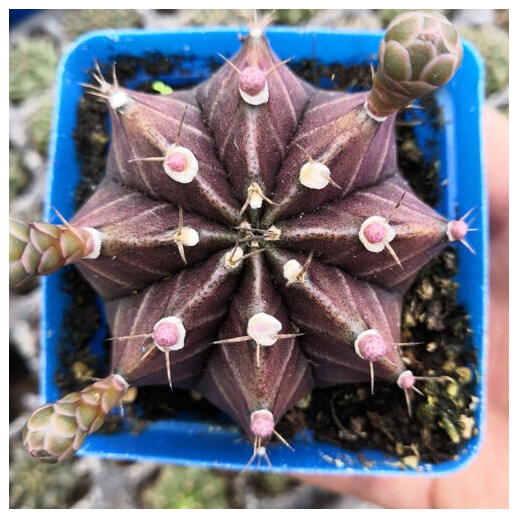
left=42, top=27, right=487, bottom=475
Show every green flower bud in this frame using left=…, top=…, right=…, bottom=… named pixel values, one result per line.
left=9, top=218, right=103, bottom=287
left=22, top=374, right=129, bottom=463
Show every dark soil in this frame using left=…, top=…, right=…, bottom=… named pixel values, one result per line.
left=54, top=47, right=478, bottom=469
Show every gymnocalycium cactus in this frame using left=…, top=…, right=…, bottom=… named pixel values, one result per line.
left=11, top=11, right=472, bottom=465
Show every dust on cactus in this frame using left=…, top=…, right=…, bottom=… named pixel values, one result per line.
left=10, top=11, right=474, bottom=466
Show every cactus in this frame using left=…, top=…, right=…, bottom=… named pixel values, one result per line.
left=22, top=374, right=129, bottom=463
left=13, top=11, right=473, bottom=465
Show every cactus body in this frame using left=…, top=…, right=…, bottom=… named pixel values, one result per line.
left=13, top=12, right=472, bottom=463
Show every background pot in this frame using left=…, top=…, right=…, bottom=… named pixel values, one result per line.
left=42, top=27, right=487, bottom=474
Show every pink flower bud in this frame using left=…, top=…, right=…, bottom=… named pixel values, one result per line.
left=250, top=409, right=275, bottom=439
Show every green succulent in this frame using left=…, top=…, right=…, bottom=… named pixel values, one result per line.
left=62, top=9, right=143, bottom=40
left=9, top=444, right=87, bottom=508
left=9, top=148, right=30, bottom=201
left=28, top=98, right=54, bottom=157
left=9, top=37, right=59, bottom=103
left=459, top=25, right=509, bottom=97
left=141, top=466, right=230, bottom=508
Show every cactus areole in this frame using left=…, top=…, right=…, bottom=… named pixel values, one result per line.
left=14, top=12, right=486, bottom=473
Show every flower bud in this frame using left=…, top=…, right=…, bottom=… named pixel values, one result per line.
left=9, top=218, right=102, bottom=287
left=22, top=374, right=129, bottom=463
left=366, top=11, right=463, bottom=119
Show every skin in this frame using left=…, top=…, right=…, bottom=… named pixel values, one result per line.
left=294, top=106, right=509, bottom=509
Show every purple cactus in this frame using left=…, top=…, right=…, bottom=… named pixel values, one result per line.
left=13, top=11, right=473, bottom=464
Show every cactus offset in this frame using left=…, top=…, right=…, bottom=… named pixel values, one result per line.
left=13, top=12, right=474, bottom=465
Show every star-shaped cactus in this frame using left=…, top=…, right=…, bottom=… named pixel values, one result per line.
left=13, top=11, right=472, bottom=464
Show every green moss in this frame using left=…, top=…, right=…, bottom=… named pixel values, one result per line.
left=9, top=37, right=59, bottom=103
left=141, top=466, right=230, bottom=509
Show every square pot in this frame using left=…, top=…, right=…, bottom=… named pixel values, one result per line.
left=42, top=26, right=487, bottom=474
